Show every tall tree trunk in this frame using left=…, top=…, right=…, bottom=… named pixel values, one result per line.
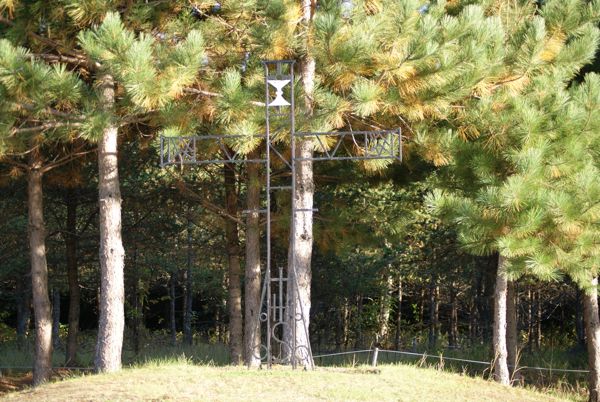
left=507, top=280, right=518, bottom=380
left=28, top=151, right=53, bottom=386
left=395, top=278, right=403, bottom=350
left=493, top=254, right=510, bottom=386
left=283, top=0, right=316, bottom=368
left=169, top=273, right=177, bottom=346
left=52, top=289, right=61, bottom=348
left=583, top=277, right=600, bottom=402
left=342, top=298, right=350, bottom=350
left=16, top=268, right=31, bottom=349
left=419, top=287, right=425, bottom=324
left=224, top=165, right=243, bottom=364
left=65, top=188, right=80, bottom=365
left=527, top=285, right=533, bottom=351
left=244, top=152, right=262, bottom=367
left=376, top=275, right=394, bottom=346
left=449, top=282, right=458, bottom=348
left=428, top=278, right=438, bottom=350
left=131, top=247, right=140, bottom=354
left=354, top=294, right=364, bottom=350
left=95, top=73, right=125, bottom=373
left=535, top=288, right=542, bottom=349
left=577, top=287, right=586, bottom=349
left=183, top=216, right=193, bottom=346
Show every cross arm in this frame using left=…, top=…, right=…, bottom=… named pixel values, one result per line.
left=293, top=129, right=402, bottom=162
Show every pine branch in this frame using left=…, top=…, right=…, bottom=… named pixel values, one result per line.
left=183, top=87, right=265, bottom=107
left=172, top=178, right=244, bottom=226
left=41, top=148, right=95, bottom=173
left=10, top=121, right=83, bottom=135
left=16, top=102, right=85, bottom=120
left=32, top=53, right=101, bottom=70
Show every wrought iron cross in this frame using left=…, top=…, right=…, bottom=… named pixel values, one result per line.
left=160, top=59, right=402, bottom=369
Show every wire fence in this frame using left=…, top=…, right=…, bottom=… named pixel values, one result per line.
left=313, top=348, right=591, bottom=374
left=0, top=348, right=590, bottom=375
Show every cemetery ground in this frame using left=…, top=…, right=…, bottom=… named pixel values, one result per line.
left=0, top=335, right=587, bottom=401
left=0, top=359, right=577, bottom=402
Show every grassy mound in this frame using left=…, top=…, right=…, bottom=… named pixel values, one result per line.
left=2, top=361, right=576, bottom=401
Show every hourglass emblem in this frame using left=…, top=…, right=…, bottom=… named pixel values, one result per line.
left=267, top=79, right=291, bottom=107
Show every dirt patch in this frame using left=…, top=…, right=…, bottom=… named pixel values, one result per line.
left=0, top=373, right=31, bottom=395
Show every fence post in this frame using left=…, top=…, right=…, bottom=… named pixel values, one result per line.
left=372, top=347, right=379, bottom=367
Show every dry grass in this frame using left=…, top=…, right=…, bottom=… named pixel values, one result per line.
left=1, top=361, right=579, bottom=402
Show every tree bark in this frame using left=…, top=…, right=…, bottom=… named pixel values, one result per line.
left=376, top=275, right=394, bottom=346
left=395, top=278, right=403, bottom=350
left=244, top=152, right=262, bottom=367
left=169, top=273, right=177, bottom=346
left=527, top=285, right=533, bottom=351
left=283, top=0, right=316, bottom=369
left=52, top=288, right=61, bottom=348
left=183, top=216, right=193, bottom=346
left=65, top=188, right=80, bottom=365
left=449, top=282, right=458, bottom=348
left=577, top=288, right=586, bottom=349
left=28, top=151, right=53, bottom=386
left=535, top=288, right=542, bottom=349
left=428, top=278, right=438, bottom=350
left=16, top=268, right=31, bottom=348
left=506, top=280, right=518, bottom=380
left=224, top=164, right=243, bottom=364
left=493, top=254, right=510, bottom=386
left=583, top=277, right=600, bottom=402
left=131, top=247, right=140, bottom=354
left=354, top=294, right=364, bottom=350
left=95, top=73, right=125, bottom=373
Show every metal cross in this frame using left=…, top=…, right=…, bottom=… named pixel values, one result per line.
left=160, top=59, right=402, bottom=369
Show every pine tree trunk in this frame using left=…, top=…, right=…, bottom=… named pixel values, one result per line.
left=507, top=280, right=518, bottom=380
left=449, top=282, right=458, bottom=348
left=95, top=73, right=125, bottom=373
left=183, top=216, right=193, bottom=346
left=52, top=289, right=61, bottom=348
left=376, top=275, right=393, bottom=346
left=527, top=286, right=533, bottom=351
left=395, top=278, right=403, bottom=350
left=65, top=189, right=80, bottom=365
left=28, top=153, right=53, bottom=386
left=169, top=273, right=177, bottom=346
left=493, top=254, right=510, bottom=386
left=16, top=269, right=31, bottom=349
left=354, top=294, right=364, bottom=350
left=284, top=6, right=316, bottom=365
left=577, top=288, right=586, bottom=349
left=224, top=164, right=243, bottom=364
left=535, top=288, right=542, bottom=349
left=244, top=152, right=262, bottom=367
left=583, top=277, right=600, bottom=402
left=343, top=299, right=350, bottom=350
left=131, top=247, right=140, bottom=355
left=428, top=279, right=438, bottom=350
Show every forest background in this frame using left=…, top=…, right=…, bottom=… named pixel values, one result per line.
left=2, top=0, right=600, bottom=400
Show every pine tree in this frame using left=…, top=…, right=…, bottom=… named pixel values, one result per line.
left=2, top=3, right=205, bottom=374
left=427, top=0, right=600, bottom=385
left=0, top=39, right=84, bottom=384
left=78, top=11, right=205, bottom=372
left=495, top=73, right=600, bottom=399
left=182, top=0, right=524, bottom=366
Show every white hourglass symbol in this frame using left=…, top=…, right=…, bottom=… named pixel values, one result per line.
left=267, top=79, right=291, bottom=107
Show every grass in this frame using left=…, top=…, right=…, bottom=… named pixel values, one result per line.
left=0, top=359, right=581, bottom=402
left=0, top=331, right=230, bottom=371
